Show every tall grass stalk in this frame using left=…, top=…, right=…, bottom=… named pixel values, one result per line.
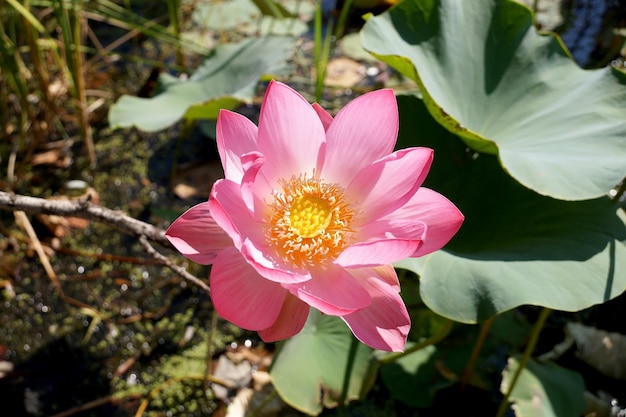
left=22, top=0, right=56, bottom=135
left=334, top=0, right=354, bottom=46
left=0, top=14, right=38, bottom=181
left=313, top=0, right=356, bottom=102
left=166, top=0, right=184, bottom=67
left=313, top=1, right=333, bottom=102
left=88, top=0, right=207, bottom=55
left=6, top=0, right=44, bottom=32
left=54, top=0, right=96, bottom=168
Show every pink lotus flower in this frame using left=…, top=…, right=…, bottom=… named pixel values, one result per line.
left=165, top=81, right=463, bottom=352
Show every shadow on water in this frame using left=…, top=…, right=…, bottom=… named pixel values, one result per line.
left=0, top=338, right=120, bottom=417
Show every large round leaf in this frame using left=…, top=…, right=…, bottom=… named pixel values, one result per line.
left=501, top=358, right=585, bottom=417
left=394, top=95, right=626, bottom=323
left=192, top=0, right=310, bottom=36
left=362, top=0, right=626, bottom=200
left=108, top=36, right=294, bottom=132
left=270, top=310, right=376, bottom=415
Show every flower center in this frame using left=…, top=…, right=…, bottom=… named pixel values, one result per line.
left=289, top=195, right=332, bottom=238
left=267, top=175, right=354, bottom=269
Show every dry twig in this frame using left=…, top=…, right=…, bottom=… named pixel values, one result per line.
left=139, top=235, right=210, bottom=294
left=0, top=191, right=208, bottom=293
left=0, top=191, right=168, bottom=245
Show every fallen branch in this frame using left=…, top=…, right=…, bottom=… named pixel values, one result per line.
left=0, top=190, right=168, bottom=245
left=0, top=191, right=209, bottom=293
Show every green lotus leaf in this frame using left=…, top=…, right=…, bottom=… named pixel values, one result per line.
left=192, top=0, right=261, bottom=30
left=108, top=36, right=294, bottom=132
left=394, top=94, right=626, bottom=323
left=380, top=343, right=438, bottom=408
left=362, top=0, right=626, bottom=200
left=192, top=0, right=313, bottom=32
left=501, top=358, right=585, bottom=417
left=269, top=310, right=376, bottom=415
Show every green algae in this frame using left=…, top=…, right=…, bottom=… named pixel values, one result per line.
left=0, top=122, right=235, bottom=416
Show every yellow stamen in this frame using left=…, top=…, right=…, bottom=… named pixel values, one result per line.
left=289, top=195, right=332, bottom=238
left=267, top=174, right=354, bottom=269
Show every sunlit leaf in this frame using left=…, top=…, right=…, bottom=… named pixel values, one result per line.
left=108, top=36, right=294, bottom=132
left=394, top=95, right=626, bottom=323
left=192, top=0, right=313, bottom=35
left=270, top=310, right=376, bottom=415
left=251, top=0, right=295, bottom=18
left=191, top=0, right=261, bottom=30
left=362, top=0, right=626, bottom=200
left=243, top=16, right=309, bottom=36
left=339, top=33, right=378, bottom=63
left=501, top=357, right=585, bottom=417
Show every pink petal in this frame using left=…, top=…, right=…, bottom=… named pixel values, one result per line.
left=321, top=89, right=398, bottom=184
left=347, top=147, right=434, bottom=224
left=240, top=239, right=311, bottom=284
left=217, top=110, right=259, bottom=183
left=257, top=81, right=326, bottom=183
left=239, top=151, right=268, bottom=215
left=370, top=264, right=400, bottom=291
left=383, top=187, right=464, bottom=257
left=258, top=293, right=310, bottom=341
left=341, top=271, right=410, bottom=352
left=336, top=240, right=421, bottom=268
left=239, top=152, right=279, bottom=222
left=165, top=202, right=232, bottom=265
left=285, top=264, right=371, bottom=316
left=211, top=247, right=287, bottom=330
left=335, top=218, right=426, bottom=267
left=312, top=102, right=333, bottom=131
left=209, top=179, right=264, bottom=249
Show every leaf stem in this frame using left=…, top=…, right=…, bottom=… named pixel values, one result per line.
left=460, top=315, right=495, bottom=389
left=612, top=178, right=626, bottom=203
left=495, top=307, right=551, bottom=417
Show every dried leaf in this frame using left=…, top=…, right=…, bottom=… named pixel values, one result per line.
left=31, top=139, right=74, bottom=168
left=225, top=372, right=287, bottom=417
left=540, top=322, right=626, bottom=380
left=567, top=323, right=626, bottom=380
left=38, top=187, right=100, bottom=237
left=172, top=161, right=223, bottom=199
left=324, top=57, right=366, bottom=88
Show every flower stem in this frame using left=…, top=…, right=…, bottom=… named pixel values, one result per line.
left=495, top=308, right=551, bottom=417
